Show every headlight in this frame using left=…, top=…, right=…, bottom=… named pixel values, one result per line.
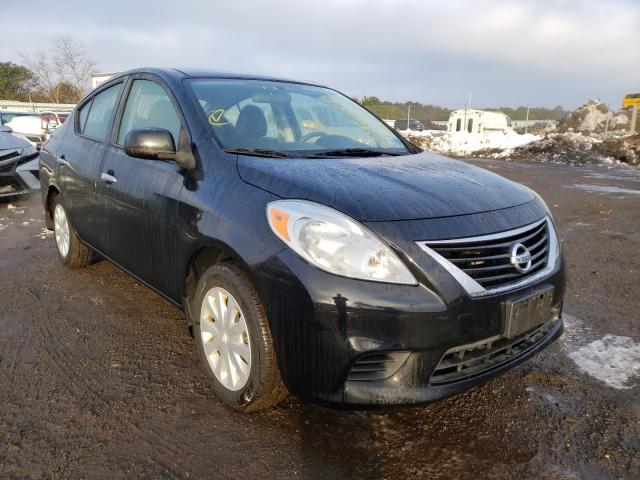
left=266, top=200, right=416, bottom=285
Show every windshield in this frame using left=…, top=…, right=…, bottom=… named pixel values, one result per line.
left=188, top=79, right=410, bottom=157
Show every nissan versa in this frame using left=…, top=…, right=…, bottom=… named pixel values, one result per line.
left=39, top=68, right=565, bottom=411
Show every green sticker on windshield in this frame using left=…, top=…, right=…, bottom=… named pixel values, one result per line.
left=208, top=109, right=229, bottom=126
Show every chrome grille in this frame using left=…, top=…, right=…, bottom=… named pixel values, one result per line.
left=417, top=217, right=558, bottom=296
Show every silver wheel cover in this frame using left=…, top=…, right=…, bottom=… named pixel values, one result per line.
left=53, top=204, right=70, bottom=258
left=200, top=287, right=251, bottom=391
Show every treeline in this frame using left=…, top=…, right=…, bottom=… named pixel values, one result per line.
left=0, top=36, right=96, bottom=104
left=358, top=96, right=568, bottom=123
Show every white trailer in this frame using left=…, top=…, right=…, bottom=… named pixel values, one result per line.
left=447, top=109, right=513, bottom=134
left=91, top=72, right=121, bottom=90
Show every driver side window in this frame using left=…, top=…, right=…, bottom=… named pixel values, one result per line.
left=117, top=79, right=182, bottom=146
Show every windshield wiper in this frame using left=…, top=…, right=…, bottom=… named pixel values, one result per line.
left=225, top=148, right=295, bottom=159
left=306, top=148, right=401, bottom=158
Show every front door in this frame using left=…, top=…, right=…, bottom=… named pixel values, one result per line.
left=100, top=77, right=186, bottom=300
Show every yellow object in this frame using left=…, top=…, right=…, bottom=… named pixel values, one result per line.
left=208, top=109, right=229, bottom=126
left=622, top=93, right=640, bottom=109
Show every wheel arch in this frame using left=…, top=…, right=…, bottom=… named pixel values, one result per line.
left=44, top=185, right=60, bottom=230
left=182, top=240, right=251, bottom=331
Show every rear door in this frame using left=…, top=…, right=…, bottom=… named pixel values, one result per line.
left=57, top=80, right=124, bottom=250
left=99, top=75, right=186, bottom=299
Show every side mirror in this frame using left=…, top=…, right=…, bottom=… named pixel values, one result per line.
left=0, top=125, right=13, bottom=134
left=124, top=128, right=176, bottom=160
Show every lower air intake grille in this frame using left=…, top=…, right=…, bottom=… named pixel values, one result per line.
left=0, top=177, right=21, bottom=195
left=347, top=351, right=410, bottom=381
left=430, top=320, right=556, bottom=385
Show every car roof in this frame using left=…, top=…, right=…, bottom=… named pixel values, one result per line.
left=111, top=67, right=322, bottom=88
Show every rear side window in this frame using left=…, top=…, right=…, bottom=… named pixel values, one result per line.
left=117, top=80, right=182, bottom=146
left=77, top=102, right=91, bottom=132
left=81, top=83, right=122, bottom=140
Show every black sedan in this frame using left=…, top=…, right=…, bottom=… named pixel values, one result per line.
left=39, top=68, right=565, bottom=411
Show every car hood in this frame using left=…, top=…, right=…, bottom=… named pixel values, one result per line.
left=237, top=151, right=536, bottom=222
left=0, top=132, right=31, bottom=151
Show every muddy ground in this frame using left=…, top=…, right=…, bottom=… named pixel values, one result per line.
left=0, top=160, right=638, bottom=480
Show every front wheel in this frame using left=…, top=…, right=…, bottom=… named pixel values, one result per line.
left=52, top=195, right=93, bottom=268
left=193, top=262, right=288, bottom=411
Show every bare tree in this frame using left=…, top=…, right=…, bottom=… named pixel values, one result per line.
left=19, top=36, right=97, bottom=103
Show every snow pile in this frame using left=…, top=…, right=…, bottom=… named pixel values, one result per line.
left=504, top=132, right=639, bottom=166
left=397, top=129, right=435, bottom=138
left=407, top=130, right=540, bottom=156
left=558, top=99, right=628, bottom=133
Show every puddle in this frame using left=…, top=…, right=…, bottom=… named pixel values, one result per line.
left=526, top=385, right=574, bottom=415
left=584, top=171, right=640, bottom=183
left=566, top=184, right=640, bottom=195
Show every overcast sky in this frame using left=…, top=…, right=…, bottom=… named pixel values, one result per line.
left=2, top=0, right=638, bottom=109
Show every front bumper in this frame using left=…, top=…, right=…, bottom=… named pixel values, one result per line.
left=252, top=203, right=566, bottom=408
left=253, top=246, right=565, bottom=408
left=0, top=151, right=40, bottom=198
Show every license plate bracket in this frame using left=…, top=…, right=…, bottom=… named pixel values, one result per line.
left=504, top=286, right=554, bottom=339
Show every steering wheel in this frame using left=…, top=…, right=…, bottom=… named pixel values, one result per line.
left=301, top=131, right=327, bottom=143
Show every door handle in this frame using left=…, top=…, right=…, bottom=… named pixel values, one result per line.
left=101, top=172, right=117, bottom=184
left=57, top=154, right=67, bottom=166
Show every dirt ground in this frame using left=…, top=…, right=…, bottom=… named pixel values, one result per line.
left=1, top=159, right=639, bottom=480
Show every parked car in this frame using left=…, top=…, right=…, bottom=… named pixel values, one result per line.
left=1, top=111, right=42, bottom=146
left=0, top=125, right=39, bottom=198
left=394, top=119, right=424, bottom=131
left=40, top=111, right=69, bottom=132
left=0, top=110, right=69, bottom=148
left=39, top=68, right=565, bottom=411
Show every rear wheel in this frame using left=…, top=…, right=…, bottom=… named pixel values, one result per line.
left=193, top=262, right=288, bottom=411
left=52, top=196, right=93, bottom=268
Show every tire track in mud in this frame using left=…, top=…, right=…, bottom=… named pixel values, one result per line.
left=0, top=283, right=49, bottom=405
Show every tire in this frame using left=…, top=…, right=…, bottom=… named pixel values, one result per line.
left=52, top=195, right=93, bottom=268
left=193, top=262, right=288, bottom=412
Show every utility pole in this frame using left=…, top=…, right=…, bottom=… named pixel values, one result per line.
left=631, top=105, right=638, bottom=133
left=407, top=104, right=411, bottom=131
left=525, top=105, right=530, bottom=134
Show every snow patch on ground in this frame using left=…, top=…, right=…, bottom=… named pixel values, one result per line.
left=34, top=228, right=53, bottom=240
left=568, top=335, right=640, bottom=390
left=562, top=314, right=639, bottom=390
left=561, top=314, right=592, bottom=350
left=6, top=204, right=24, bottom=214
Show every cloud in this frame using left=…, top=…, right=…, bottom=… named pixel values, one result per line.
left=1, top=0, right=638, bottom=108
